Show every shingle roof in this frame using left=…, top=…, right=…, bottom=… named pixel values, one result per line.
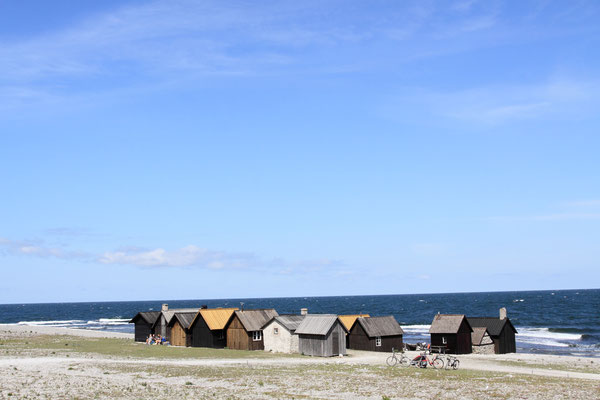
left=338, top=314, right=370, bottom=331
left=429, top=314, right=472, bottom=334
left=159, top=308, right=199, bottom=326
left=295, top=314, right=345, bottom=335
left=193, top=308, right=239, bottom=331
left=471, top=327, right=489, bottom=345
left=263, top=315, right=306, bottom=332
left=357, top=316, right=404, bottom=337
left=468, top=317, right=517, bottom=336
left=129, top=311, right=161, bottom=324
left=234, top=309, right=279, bottom=332
left=170, top=312, right=198, bottom=330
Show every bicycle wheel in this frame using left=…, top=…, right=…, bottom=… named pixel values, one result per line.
left=452, top=359, right=460, bottom=370
left=386, top=355, right=398, bottom=367
left=432, top=358, right=444, bottom=369
left=399, top=355, right=410, bottom=367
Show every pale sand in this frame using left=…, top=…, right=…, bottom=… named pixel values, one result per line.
left=1, top=324, right=599, bottom=399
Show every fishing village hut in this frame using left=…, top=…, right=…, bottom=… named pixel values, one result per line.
left=226, top=309, right=279, bottom=350
left=295, top=314, right=347, bottom=357
left=189, top=307, right=238, bottom=348
left=338, top=314, right=370, bottom=347
left=167, top=311, right=197, bottom=347
left=262, top=314, right=306, bottom=353
left=471, top=327, right=494, bottom=354
left=348, top=316, right=404, bottom=352
left=153, top=304, right=200, bottom=340
left=468, top=308, right=518, bottom=354
left=129, top=311, right=161, bottom=342
left=429, top=314, right=473, bottom=354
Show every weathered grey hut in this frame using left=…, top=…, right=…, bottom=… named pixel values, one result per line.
left=429, top=314, right=473, bottom=354
left=338, top=314, right=370, bottom=347
left=295, top=314, right=347, bottom=357
left=129, top=311, right=160, bottom=342
left=471, top=327, right=494, bottom=354
left=189, top=308, right=238, bottom=348
left=152, top=304, right=199, bottom=341
left=262, top=314, right=306, bottom=353
left=468, top=308, right=517, bottom=354
left=226, top=309, right=279, bottom=350
left=348, top=316, right=404, bottom=352
left=167, top=312, right=197, bottom=347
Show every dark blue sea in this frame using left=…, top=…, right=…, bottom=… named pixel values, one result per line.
left=1, top=289, right=598, bottom=357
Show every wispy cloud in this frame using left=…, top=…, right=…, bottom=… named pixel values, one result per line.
left=0, top=237, right=91, bottom=260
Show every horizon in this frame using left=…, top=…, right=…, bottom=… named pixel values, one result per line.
left=1, top=286, right=597, bottom=306
left=2, top=1, right=599, bottom=303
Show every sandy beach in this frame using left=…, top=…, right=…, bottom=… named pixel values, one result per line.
left=1, top=324, right=599, bottom=399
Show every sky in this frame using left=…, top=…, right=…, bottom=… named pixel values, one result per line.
left=1, top=0, right=599, bottom=304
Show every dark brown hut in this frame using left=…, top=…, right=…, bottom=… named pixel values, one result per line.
left=167, top=312, right=197, bottom=347
left=429, top=314, right=473, bottom=354
left=129, top=311, right=160, bottom=342
left=189, top=308, right=238, bottom=348
left=348, top=316, right=404, bottom=352
left=151, top=304, right=199, bottom=340
left=468, top=308, right=517, bottom=354
left=226, top=309, right=279, bottom=350
left=295, top=315, right=347, bottom=357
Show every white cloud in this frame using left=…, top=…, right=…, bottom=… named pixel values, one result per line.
left=98, top=245, right=257, bottom=269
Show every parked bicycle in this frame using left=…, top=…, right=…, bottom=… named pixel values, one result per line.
left=445, top=355, right=460, bottom=370
left=410, top=352, right=444, bottom=369
left=386, top=347, right=409, bottom=367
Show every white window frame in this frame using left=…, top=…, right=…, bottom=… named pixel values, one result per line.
left=252, top=331, right=262, bottom=341
left=273, top=327, right=279, bottom=335
left=442, top=336, right=447, bottom=344
left=375, top=336, right=382, bottom=347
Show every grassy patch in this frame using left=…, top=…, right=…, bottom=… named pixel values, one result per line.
left=1, top=335, right=300, bottom=360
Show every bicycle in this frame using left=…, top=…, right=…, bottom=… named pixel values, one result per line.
left=411, top=352, right=444, bottom=369
left=445, top=355, right=460, bottom=370
left=386, top=347, right=410, bottom=367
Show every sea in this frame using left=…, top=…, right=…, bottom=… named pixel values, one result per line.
left=1, top=289, right=598, bottom=357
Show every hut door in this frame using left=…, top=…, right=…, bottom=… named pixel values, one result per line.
left=332, top=330, right=339, bottom=355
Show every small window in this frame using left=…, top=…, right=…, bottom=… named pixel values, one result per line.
left=252, top=331, right=262, bottom=341
left=218, top=331, right=224, bottom=340
left=274, top=327, right=279, bottom=335
left=442, top=336, right=447, bottom=344
left=375, top=337, right=382, bottom=347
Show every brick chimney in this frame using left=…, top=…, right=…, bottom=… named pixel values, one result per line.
left=301, top=308, right=308, bottom=315
left=499, top=307, right=507, bottom=320
left=161, top=303, right=169, bottom=312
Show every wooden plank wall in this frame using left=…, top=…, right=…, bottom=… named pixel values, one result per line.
left=226, top=315, right=250, bottom=350
left=170, top=321, right=186, bottom=347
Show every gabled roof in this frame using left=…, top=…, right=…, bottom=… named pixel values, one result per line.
left=263, top=315, right=306, bottom=332
left=468, top=317, right=518, bottom=336
left=471, top=327, right=490, bottom=346
left=153, top=308, right=200, bottom=328
left=129, top=311, right=161, bottom=324
left=192, top=308, right=239, bottom=331
left=169, top=312, right=198, bottom=330
left=234, top=309, right=279, bottom=332
left=295, top=314, right=346, bottom=335
left=356, top=316, right=404, bottom=337
left=429, top=314, right=472, bottom=334
left=338, top=314, right=370, bottom=331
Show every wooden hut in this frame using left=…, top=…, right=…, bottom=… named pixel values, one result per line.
left=167, top=312, right=197, bottom=347
left=129, top=311, right=160, bottom=342
left=262, top=315, right=306, bottom=353
left=226, top=309, right=279, bottom=350
left=471, top=327, right=494, bottom=354
left=338, top=314, right=370, bottom=347
left=152, top=304, right=199, bottom=341
left=295, top=315, right=347, bottom=357
left=468, top=308, right=517, bottom=354
left=429, top=314, right=473, bottom=354
left=348, top=316, right=404, bottom=352
left=189, top=308, right=238, bottom=348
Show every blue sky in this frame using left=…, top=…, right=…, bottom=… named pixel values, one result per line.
left=1, top=0, right=599, bottom=303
